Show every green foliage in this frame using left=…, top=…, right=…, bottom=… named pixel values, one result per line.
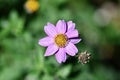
left=0, top=11, right=24, bottom=38
left=0, top=0, right=120, bottom=80
left=56, top=65, right=71, bottom=79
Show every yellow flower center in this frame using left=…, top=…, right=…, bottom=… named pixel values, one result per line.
left=25, top=0, right=39, bottom=13
left=54, top=34, right=68, bottom=47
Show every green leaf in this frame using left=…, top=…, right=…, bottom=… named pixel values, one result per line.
left=56, top=65, right=71, bottom=79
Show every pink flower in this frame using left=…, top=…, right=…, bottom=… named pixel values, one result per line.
left=38, top=20, right=81, bottom=63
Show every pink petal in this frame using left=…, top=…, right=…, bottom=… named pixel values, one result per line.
left=38, top=37, right=54, bottom=47
left=55, top=48, right=67, bottom=63
left=65, top=42, right=78, bottom=56
left=56, top=20, right=66, bottom=34
left=65, top=30, right=78, bottom=38
left=67, top=21, right=75, bottom=31
left=44, top=44, right=58, bottom=56
left=44, top=23, right=57, bottom=37
left=70, top=39, right=82, bottom=44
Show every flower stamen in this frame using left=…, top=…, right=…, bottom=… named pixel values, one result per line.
left=54, top=34, right=68, bottom=47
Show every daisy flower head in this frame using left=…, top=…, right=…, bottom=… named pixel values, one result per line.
left=24, top=0, right=39, bottom=13
left=38, top=20, right=82, bottom=63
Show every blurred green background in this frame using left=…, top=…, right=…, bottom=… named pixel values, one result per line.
left=0, top=0, right=120, bottom=80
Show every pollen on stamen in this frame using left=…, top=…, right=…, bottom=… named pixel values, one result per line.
left=54, top=34, right=68, bottom=47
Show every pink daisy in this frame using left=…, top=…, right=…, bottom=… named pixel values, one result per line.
left=38, top=20, right=81, bottom=63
